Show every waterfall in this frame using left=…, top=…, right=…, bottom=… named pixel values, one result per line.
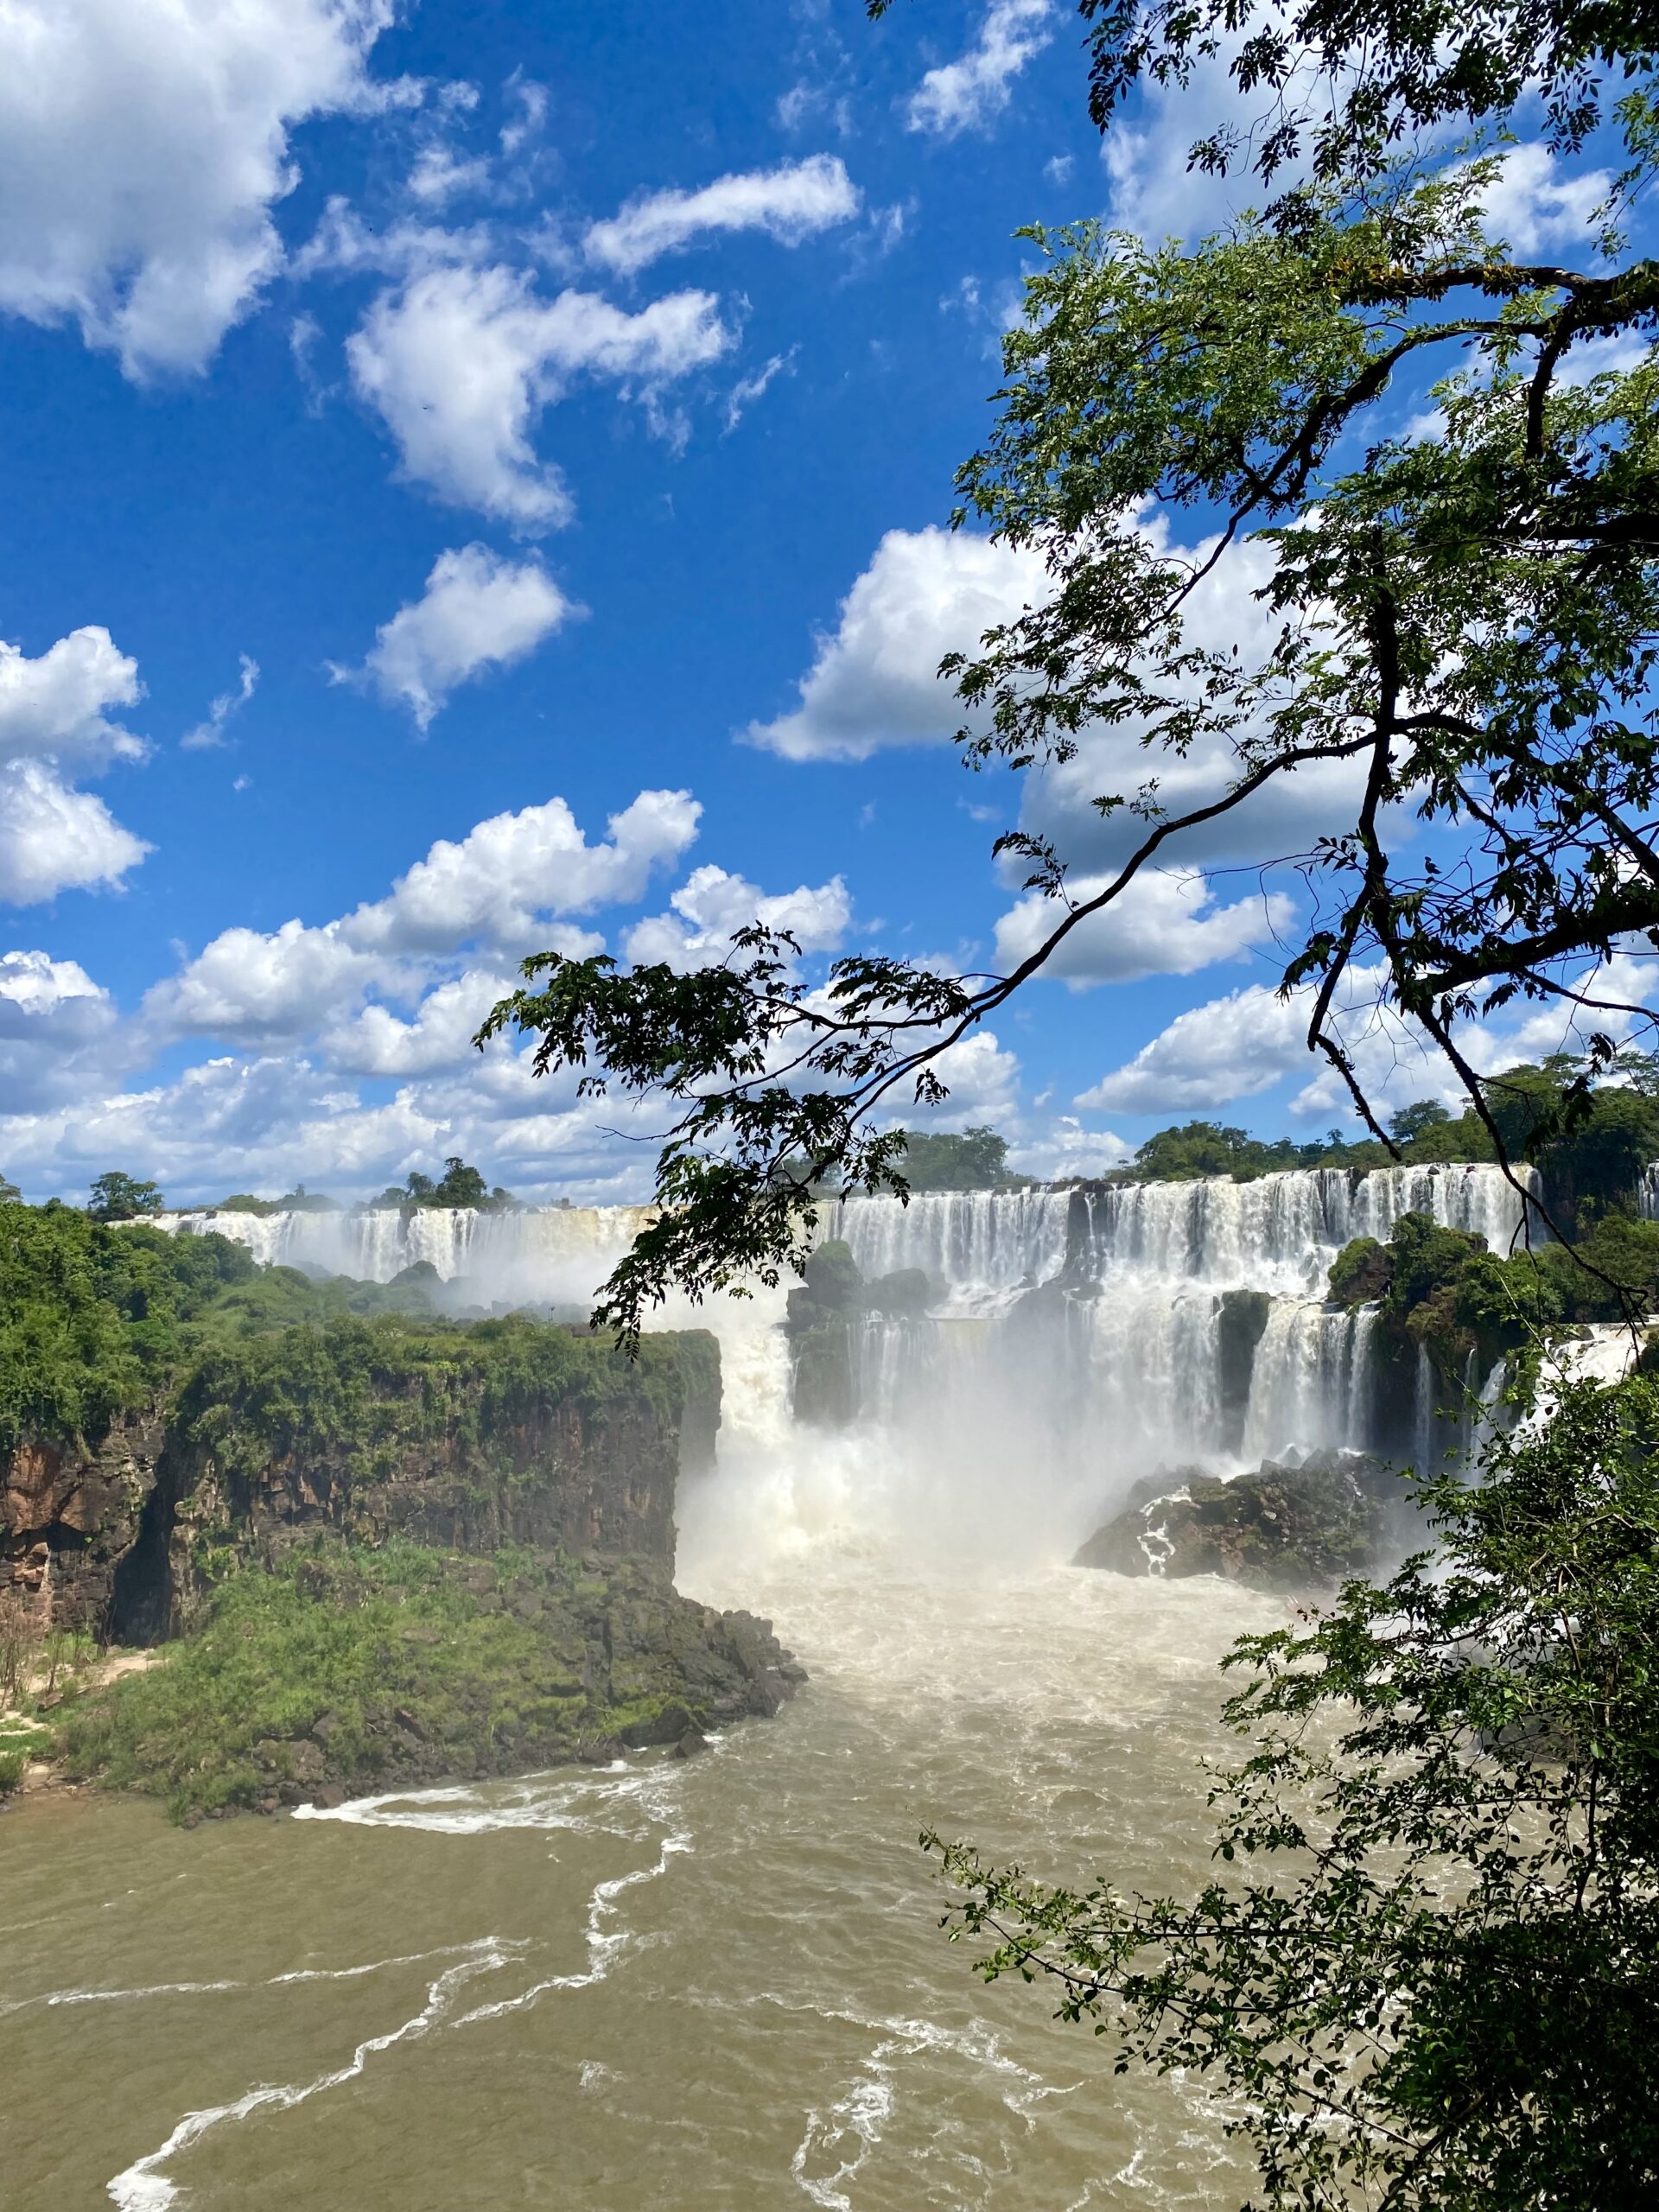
left=1241, top=1300, right=1376, bottom=1461
left=148, top=1160, right=1536, bottom=1562
left=154, top=1203, right=656, bottom=1309
left=825, top=1188, right=1071, bottom=1313
left=1079, top=1171, right=1352, bottom=1289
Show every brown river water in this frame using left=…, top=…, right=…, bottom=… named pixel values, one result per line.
left=0, top=1524, right=1278, bottom=2212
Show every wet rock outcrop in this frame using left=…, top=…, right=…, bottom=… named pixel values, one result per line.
left=785, top=1239, right=939, bottom=1425
left=1074, top=1449, right=1402, bottom=1591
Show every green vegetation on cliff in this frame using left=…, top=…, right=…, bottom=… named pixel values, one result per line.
left=174, top=1310, right=695, bottom=1475
left=1328, top=1206, right=1659, bottom=1391
left=1, top=1200, right=711, bottom=1465
left=0, top=1205, right=256, bottom=1452
left=55, top=1536, right=789, bottom=1821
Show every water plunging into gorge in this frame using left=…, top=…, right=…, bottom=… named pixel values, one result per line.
left=153, top=1160, right=1538, bottom=1567
left=6, top=1162, right=1547, bottom=2212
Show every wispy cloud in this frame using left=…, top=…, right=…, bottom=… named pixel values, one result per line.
left=181, top=653, right=258, bottom=751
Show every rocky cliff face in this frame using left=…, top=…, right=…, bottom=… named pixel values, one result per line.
left=1, top=1408, right=169, bottom=1633
left=2, top=1321, right=724, bottom=1643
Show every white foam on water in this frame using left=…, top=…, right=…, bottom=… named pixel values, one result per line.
left=293, top=1755, right=685, bottom=1838
left=789, top=2009, right=1073, bottom=2211
left=0, top=1942, right=511, bottom=2022
left=101, top=1792, right=698, bottom=2209
left=454, top=1827, right=693, bottom=2022
left=105, top=1939, right=517, bottom=2211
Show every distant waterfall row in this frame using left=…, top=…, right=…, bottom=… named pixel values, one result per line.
left=826, top=1163, right=1537, bottom=1474
left=829, top=1163, right=1530, bottom=1302
left=154, top=1161, right=1541, bottom=1541
left=157, top=1201, right=658, bottom=1311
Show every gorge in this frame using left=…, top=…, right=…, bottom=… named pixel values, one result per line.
left=0, top=1159, right=1624, bottom=2212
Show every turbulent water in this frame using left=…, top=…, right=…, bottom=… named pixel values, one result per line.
left=2, top=1555, right=1274, bottom=2212
left=3, top=1167, right=1540, bottom=2209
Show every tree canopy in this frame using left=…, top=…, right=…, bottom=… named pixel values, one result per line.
left=86, top=1171, right=165, bottom=1223
left=370, top=1157, right=514, bottom=1212
left=894, top=1126, right=1017, bottom=1189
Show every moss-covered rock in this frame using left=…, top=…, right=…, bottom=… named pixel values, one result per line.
left=1329, top=1236, right=1393, bottom=1306
left=54, top=1536, right=804, bottom=1821
left=802, top=1239, right=861, bottom=1308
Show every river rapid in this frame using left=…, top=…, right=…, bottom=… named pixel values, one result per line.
left=2, top=1524, right=1275, bottom=2210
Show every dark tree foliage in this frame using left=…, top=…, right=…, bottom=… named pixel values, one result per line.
left=482, top=5, right=1659, bottom=1338
left=86, top=1171, right=165, bottom=1223
left=370, top=1157, right=514, bottom=1212
left=895, top=1126, right=1016, bottom=1189
left=924, top=1368, right=1659, bottom=2209
left=1388, top=1098, right=1452, bottom=1143
left=0, top=1204, right=254, bottom=1450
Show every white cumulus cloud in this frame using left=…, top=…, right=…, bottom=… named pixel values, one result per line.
left=906, top=0, right=1055, bottom=138
left=338, top=543, right=579, bottom=728
left=351, top=789, right=702, bottom=954
left=0, top=950, right=129, bottom=1116
left=0, top=626, right=144, bottom=771
left=1476, top=143, right=1611, bottom=253
left=743, top=526, right=1047, bottom=760
left=0, top=623, right=150, bottom=904
left=623, top=864, right=851, bottom=972
left=584, top=155, right=861, bottom=275
left=0, top=762, right=150, bottom=907
left=323, top=969, right=524, bottom=1078
left=995, top=870, right=1295, bottom=988
left=0, top=0, right=402, bottom=378
left=146, top=790, right=702, bottom=1043
left=1076, top=982, right=1307, bottom=1113
left=348, top=263, right=732, bottom=528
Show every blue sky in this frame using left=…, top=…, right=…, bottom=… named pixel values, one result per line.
left=0, top=0, right=1639, bottom=1204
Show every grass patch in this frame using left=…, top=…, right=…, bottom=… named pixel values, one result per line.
left=54, top=1536, right=712, bottom=1821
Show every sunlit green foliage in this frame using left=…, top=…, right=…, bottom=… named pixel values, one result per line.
left=54, top=1539, right=696, bottom=1821
left=170, top=1311, right=693, bottom=1492
left=86, top=1172, right=165, bottom=1223
left=0, top=1205, right=255, bottom=1451
left=370, top=1156, right=514, bottom=1211
left=1124, top=1120, right=1389, bottom=1182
